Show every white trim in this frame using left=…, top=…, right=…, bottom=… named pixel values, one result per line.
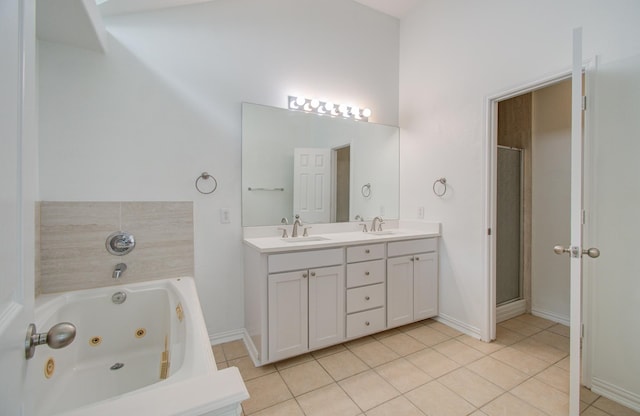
left=434, top=313, right=481, bottom=339
left=591, top=377, right=640, bottom=413
left=531, top=308, right=570, bottom=327
left=496, top=299, right=526, bottom=323
left=209, top=328, right=246, bottom=346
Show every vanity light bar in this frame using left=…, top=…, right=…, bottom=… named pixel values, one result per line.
left=288, top=95, right=371, bottom=122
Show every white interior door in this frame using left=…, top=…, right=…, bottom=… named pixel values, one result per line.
left=581, top=49, right=640, bottom=411
left=0, top=0, right=36, bottom=414
left=293, top=148, right=331, bottom=223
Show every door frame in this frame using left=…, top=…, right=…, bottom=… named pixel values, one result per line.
left=483, top=70, right=572, bottom=342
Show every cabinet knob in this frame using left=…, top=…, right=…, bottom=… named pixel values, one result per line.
left=365, top=271, right=370, bottom=276
left=410, top=257, right=414, bottom=262
left=365, top=296, right=370, bottom=301
left=415, top=257, right=420, bottom=261
left=365, top=321, right=370, bottom=326
left=302, top=273, right=308, bottom=278
left=310, top=272, right=316, bottom=277
left=365, top=249, right=370, bottom=254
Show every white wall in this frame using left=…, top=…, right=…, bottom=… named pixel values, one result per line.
left=531, top=81, right=571, bottom=324
left=38, top=0, right=399, bottom=336
left=399, top=0, right=640, bottom=337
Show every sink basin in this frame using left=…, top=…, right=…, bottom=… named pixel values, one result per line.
left=368, top=230, right=399, bottom=236
left=281, top=236, right=330, bottom=243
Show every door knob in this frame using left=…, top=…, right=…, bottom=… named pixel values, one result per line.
left=553, top=245, right=571, bottom=255
left=583, top=247, right=600, bottom=258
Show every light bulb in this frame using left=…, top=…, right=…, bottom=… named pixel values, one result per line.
left=310, top=99, right=320, bottom=109
left=362, top=108, right=372, bottom=118
left=289, top=97, right=297, bottom=109
left=324, top=101, right=334, bottom=113
left=351, top=106, right=360, bottom=118
left=295, top=96, right=306, bottom=107
left=338, top=104, right=348, bottom=115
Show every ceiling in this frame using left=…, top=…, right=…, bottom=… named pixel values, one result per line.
left=98, top=0, right=421, bottom=19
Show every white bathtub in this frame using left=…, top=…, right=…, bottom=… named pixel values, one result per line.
left=26, top=277, right=248, bottom=416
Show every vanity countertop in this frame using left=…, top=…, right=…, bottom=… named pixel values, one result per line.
left=243, top=227, right=440, bottom=253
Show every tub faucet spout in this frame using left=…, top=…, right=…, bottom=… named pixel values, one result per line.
left=113, top=263, right=127, bottom=279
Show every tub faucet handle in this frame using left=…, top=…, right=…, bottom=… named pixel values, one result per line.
left=113, top=263, right=127, bottom=279
left=25, top=322, right=77, bottom=360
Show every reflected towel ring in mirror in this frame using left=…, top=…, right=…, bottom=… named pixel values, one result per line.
left=433, top=177, right=447, bottom=197
left=195, top=172, right=218, bottom=194
left=361, top=183, right=371, bottom=198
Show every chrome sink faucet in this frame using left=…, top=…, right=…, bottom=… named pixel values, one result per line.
left=292, top=215, right=303, bottom=237
left=371, top=216, right=384, bottom=232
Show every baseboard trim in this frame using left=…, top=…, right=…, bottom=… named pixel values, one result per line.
left=435, top=313, right=481, bottom=339
left=591, top=377, right=640, bottom=412
left=209, top=328, right=245, bottom=346
left=531, top=308, right=570, bottom=326
left=496, top=299, right=527, bottom=323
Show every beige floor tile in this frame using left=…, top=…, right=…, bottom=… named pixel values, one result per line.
left=426, top=321, right=464, bottom=337
left=433, top=338, right=486, bottom=365
left=211, top=344, right=226, bottom=363
left=547, top=323, right=570, bottom=337
left=514, top=313, right=556, bottom=329
left=252, top=399, right=305, bottom=416
left=339, top=370, right=400, bottom=411
left=406, top=348, right=460, bottom=378
left=405, top=325, right=451, bottom=346
left=494, top=325, right=525, bottom=346
left=456, top=334, right=504, bottom=355
left=379, top=333, right=427, bottom=356
left=222, top=339, right=249, bottom=360
left=405, top=380, right=476, bottom=416
left=511, top=378, right=569, bottom=416
left=216, top=361, right=229, bottom=369
left=397, top=321, right=428, bottom=333
left=374, top=358, right=432, bottom=393
left=466, top=356, right=529, bottom=390
left=490, top=346, right=550, bottom=376
left=511, top=338, right=568, bottom=364
left=345, top=335, right=376, bottom=348
left=317, top=349, right=369, bottom=381
left=499, top=318, right=544, bottom=337
left=530, top=330, right=570, bottom=353
left=592, top=396, right=640, bottom=416
left=371, top=328, right=402, bottom=340
left=274, top=353, right=314, bottom=370
left=310, top=343, right=347, bottom=359
left=580, top=386, right=600, bottom=405
left=242, top=372, right=293, bottom=415
left=555, top=355, right=570, bottom=371
left=481, top=393, right=547, bottom=416
left=366, top=396, right=425, bottom=416
left=229, top=356, right=276, bottom=381
left=439, top=367, right=504, bottom=407
left=581, top=406, right=609, bottom=416
left=349, top=340, right=400, bottom=367
left=469, top=411, right=489, bottom=416
left=581, top=400, right=591, bottom=413
left=279, top=360, right=333, bottom=396
left=297, top=384, right=361, bottom=416
left=534, top=365, right=569, bottom=394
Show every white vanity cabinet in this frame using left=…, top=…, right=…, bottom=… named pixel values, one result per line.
left=345, top=244, right=386, bottom=338
left=266, top=249, right=345, bottom=362
left=387, top=239, right=438, bottom=328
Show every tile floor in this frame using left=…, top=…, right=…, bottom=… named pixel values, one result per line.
left=212, top=315, right=640, bottom=416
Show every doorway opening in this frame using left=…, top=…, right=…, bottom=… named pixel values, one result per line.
left=487, top=74, right=573, bottom=338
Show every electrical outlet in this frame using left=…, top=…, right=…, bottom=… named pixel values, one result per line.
left=417, top=206, right=424, bottom=219
left=219, top=208, right=231, bottom=224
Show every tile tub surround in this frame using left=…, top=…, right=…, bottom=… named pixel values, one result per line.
left=214, top=314, right=640, bottom=416
left=39, top=201, right=194, bottom=293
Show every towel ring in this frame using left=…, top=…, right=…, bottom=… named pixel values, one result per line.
left=195, top=172, right=218, bottom=195
left=361, top=183, right=371, bottom=198
left=432, top=177, right=447, bottom=197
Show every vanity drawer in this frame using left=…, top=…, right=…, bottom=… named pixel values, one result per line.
left=346, top=259, right=385, bottom=288
left=346, top=307, right=385, bottom=338
left=346, top=283, right=385, bottom=314
left=387, top=238, right=437, bottom=257
left=347, top=243, right=385, bottom=263
left=268, top=248, right=344, bottom=273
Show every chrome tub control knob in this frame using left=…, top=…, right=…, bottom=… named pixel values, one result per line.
left=25, top=322, right=77, bottom=360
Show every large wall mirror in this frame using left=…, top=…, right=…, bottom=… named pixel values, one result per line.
left=242, top=102, right=399, bottom=227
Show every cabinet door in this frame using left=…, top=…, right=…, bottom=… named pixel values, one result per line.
left=413, top=252, right=438, bottom=320
left=309, top=265, right=345, bottom=349
left=387, top=256, right=414, bottom=328
left=268, top=270, right=308, bottom=362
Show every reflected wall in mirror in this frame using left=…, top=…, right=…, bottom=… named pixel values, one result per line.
left=242, top=102, right=399, bottom=227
